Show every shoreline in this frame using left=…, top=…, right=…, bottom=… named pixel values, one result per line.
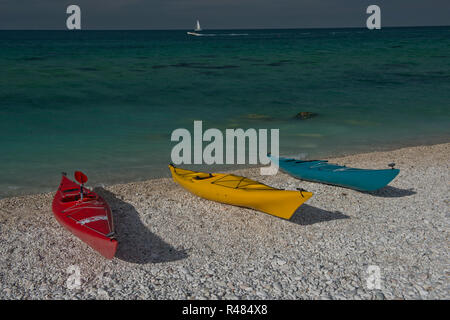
left=1, top=138, right=449, bottom=200
left=0, top=142, right=448, bottom=299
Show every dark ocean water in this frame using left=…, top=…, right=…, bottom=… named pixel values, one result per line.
left=1, top=27, right=449, bottom=197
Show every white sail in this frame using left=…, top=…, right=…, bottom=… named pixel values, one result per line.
left=195, top=20, right=202, bottom=31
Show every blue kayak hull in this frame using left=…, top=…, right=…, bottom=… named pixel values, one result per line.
left=274, top=157, right=400, bottom=192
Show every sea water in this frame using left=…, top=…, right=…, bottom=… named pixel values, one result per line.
left=0, top=27, right=449, bottom=198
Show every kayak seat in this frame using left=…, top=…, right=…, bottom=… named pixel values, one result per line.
left=194, top=174, right=214, bottom=180
left=61, top=194, right=81, bottom=202
left=61, top=192, right=97, bottom=203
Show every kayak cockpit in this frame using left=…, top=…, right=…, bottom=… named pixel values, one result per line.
left=60, top=192, right=97, bottom=203
left=194, top=173, right=214, bottom=180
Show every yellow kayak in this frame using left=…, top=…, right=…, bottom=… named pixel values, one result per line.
left=169, top=164, right=313, bottom=219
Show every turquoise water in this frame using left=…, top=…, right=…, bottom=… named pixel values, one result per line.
left=1, top=27, right=449, bottom=198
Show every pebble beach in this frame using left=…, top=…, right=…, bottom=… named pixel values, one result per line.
left=0, top=143, right=448, bottom=300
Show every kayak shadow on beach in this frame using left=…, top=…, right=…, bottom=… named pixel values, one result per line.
left=290, top=204, right=350, bottom=226
left=363, top=186, right=416, bottom=198
left=94, top=187, right=188, bottom=264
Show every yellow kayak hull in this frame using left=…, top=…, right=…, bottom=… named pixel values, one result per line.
left=169, top=165, right=313, bottom=219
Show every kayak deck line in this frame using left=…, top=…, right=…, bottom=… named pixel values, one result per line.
left=76, top=215, right=108, bottom=225
left=66, top=215, right=112, bottom=238
left=211, top=174, right=277, bottom=190
left=62, top=202, right=107, bottom=213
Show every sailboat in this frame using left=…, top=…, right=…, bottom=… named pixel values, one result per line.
left=187, top=20, right=202, bottom=36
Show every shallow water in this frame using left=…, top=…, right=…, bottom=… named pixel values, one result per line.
left=1, top=27, right=449, bottom=198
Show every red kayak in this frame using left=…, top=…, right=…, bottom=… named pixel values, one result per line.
left=52, top=172, right=117, bottom=259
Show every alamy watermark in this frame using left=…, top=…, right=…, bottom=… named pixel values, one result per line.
left=66, top=265, right=81, bottom=290
left=366, top=265, right=382, bottom=290
left=366, top=5, right=381, bottom=30
left=171, top=121, right=279, bottom=175
left=66, top=5, right=81, bottom=30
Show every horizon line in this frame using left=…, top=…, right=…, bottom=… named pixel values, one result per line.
left=0, top=25, right=449, bottom=31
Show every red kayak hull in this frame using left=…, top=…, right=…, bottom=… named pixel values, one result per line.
left=52, top=174, right=118, bottom=259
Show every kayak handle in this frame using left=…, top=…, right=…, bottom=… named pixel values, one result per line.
left=388, top=163, right=396, bottom=169
left=296, top=188, right=307, bottom=197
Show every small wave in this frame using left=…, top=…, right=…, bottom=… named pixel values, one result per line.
left=284, top=153, right=309, bottom=160
left=171, top=62, right=239, bottom=69
left=194, top=33, right=249, bottom=37
left=330, top=31, right=350, bottom=35
left=294, top=133, right=324, bottom=138
left=19, top=56, right=46, bottom=61
left=193, top=33, right=216, bottom=37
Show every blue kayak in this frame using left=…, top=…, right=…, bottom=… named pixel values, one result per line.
left=272, top=156, right=400, bottom=191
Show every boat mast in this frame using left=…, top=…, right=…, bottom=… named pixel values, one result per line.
left=195, top=20, right=202, bottom=31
